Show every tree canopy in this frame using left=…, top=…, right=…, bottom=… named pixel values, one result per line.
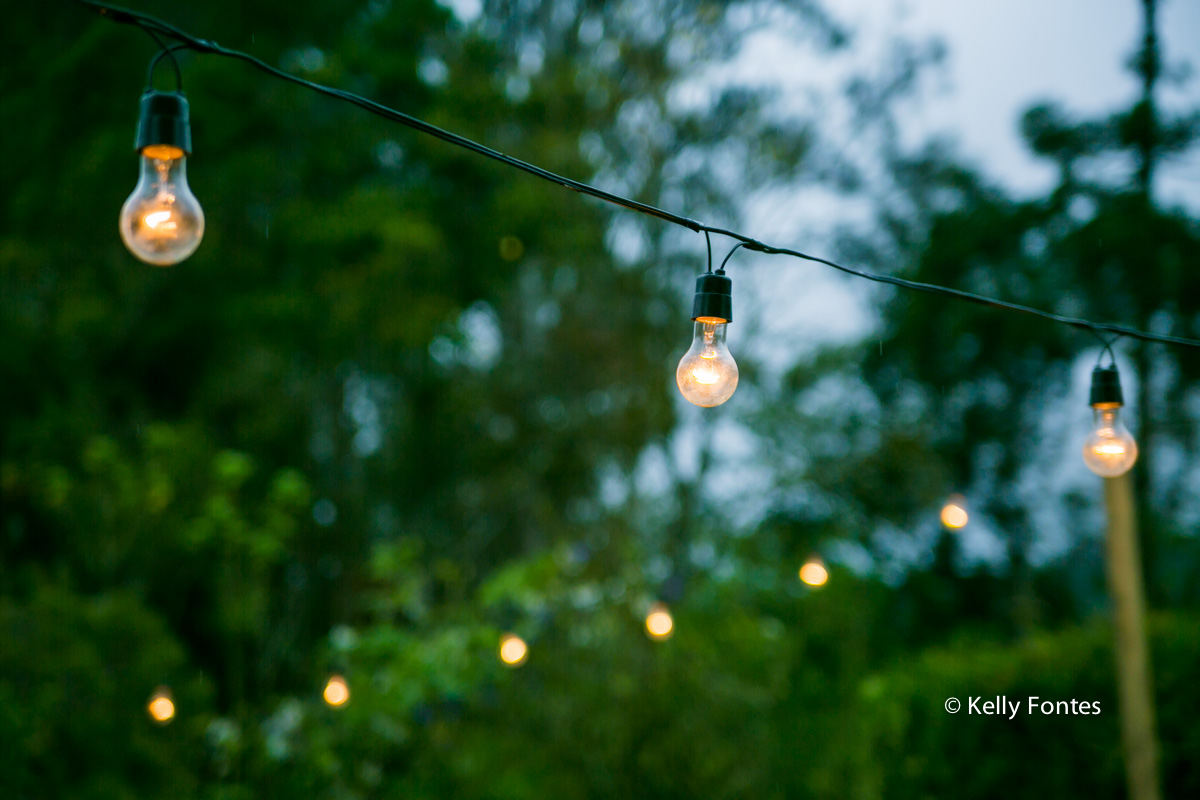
left=2, top=1, right=1199, bottom=798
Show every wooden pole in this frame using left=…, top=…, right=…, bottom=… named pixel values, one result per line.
left=1104, top=473, right=1160, bottom=800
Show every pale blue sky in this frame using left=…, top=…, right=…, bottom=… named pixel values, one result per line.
left=896, top=0, right=1200, bottom=208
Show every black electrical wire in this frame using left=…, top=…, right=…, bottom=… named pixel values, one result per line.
left=144, top=42, right=186, bottom=91
left=718, top=242, right=750, bottom=274
left=76, top=0, right=702, bottom=232
left=76, top=0, right=1200, bottom=352
left=735, top=240, right=1200, bottom=348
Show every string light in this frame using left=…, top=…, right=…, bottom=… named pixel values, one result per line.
left=644, top=603, right=675, bottom=640
left=74, top=0, right=1200, bottom=469
left=323, top=674, right=350, bottom=707
left=940, top=495, right=969, bottom=529
left=677, top=276, right=738, bottom=407
left=73, top=0, right=1200, bottom=358
left=677, top=240, right=743, bottom=406
left=799, top=557, right=828, bottom=587
left=499, top=633, right=528, bottom=667
left=147, top=686, right=175, bottom=724
left=119, top=48, right=203, bottom=266
left=1083, top=362, right=1138, bottom=477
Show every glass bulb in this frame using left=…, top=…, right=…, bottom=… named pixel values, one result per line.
left=1082, top=406, right=1138, bottom=477
left=676, top=319, right=738, bottom=407
left=119, top=145, right=204, bottom=266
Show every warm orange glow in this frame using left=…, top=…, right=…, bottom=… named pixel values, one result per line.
left=676, top=320, right=738, bottom=407
left=799, top=559, right=828, bottom=587
left=323, top=675, right=350, bottom=707
left=940, top=497, right=969, bottom=529
left=143, top=210, right=175, bottom=230
left=142, top=144, right=185, bottom=160
left=147, top=688, right=175, bottom=723
left=499, top=634, right=528, bottom=666
left=645, top=604, right=674, bottom=640
left=1083, top=408, right=1138, bottom=477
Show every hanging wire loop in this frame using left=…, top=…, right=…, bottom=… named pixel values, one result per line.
left=144, top=42, right=187, bottom=92
left=718, top=242, right=750, bottom=274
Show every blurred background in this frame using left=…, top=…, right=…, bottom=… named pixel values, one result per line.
left=2, top=0, right=1200, bottom=797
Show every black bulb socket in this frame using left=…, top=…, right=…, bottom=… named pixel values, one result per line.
left=1089, top=365, right=1124, bottom=407
left=691, top=270, right=732, bottom=323
left=134, top=90, right=192, bottom=156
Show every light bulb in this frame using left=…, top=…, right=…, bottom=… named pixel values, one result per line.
left=676, top=319, right=739, bottom=407
left=147, top=687, right=175, bottom=724
left=120, top=144, right=204, bottom=265
left=799, top=557, right=828, bottom=587
left=1083, top=406, right=1138, bottom=477
left=1083, top=364, right=1137, bottom=478
left=499, top=633, right=528, bottom=667
left=940, top=495, right=968, bottom=529
left=644, top=603, right=674, bottom=640
left=323, top=674, right=350, bottom=707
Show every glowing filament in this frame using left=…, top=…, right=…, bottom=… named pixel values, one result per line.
left=144, top=210, right=175, bottom=229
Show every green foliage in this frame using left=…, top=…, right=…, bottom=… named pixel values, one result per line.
left=0, top=582, right=211, bottom=800
left=3, top=0, right=1199, bottom=796
left=858, top=615, right=1200, bottom=798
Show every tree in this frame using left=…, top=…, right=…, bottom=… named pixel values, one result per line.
left=0, top=0, right=914, bottom=796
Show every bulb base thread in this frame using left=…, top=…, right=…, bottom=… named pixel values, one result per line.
left=1089, top=365, right=1124, bottom=407
left=135, top=91, right=192, bottom=155
left=691, top=271, right=732, bottom=323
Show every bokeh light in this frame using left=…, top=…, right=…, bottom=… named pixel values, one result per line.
left=498, top=235, right=525, bottom=261
left=323, top=674, right=350, bottom=707
left=147, top=687, right=175, bottom=724
left=499, top=633, right=528, bottom=666
left=941, top=495, right=969, bottom=529
left=799, top=558, right=829, bottom=587
left=645, top=604, right=674, bottom=640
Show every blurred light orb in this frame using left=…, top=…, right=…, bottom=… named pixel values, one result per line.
left=498, top=235, right=525, bottom=261
left=499, top=634, right=528, bottom=667
left=147, top=687, right=175, bottom=724
left=799, top=558, right=828, bottom=587
left=323, top=674, right=350, bottom=707
left=645, top=604, right=674, bottom=640
left=940, top=496, right=969, bottom=529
